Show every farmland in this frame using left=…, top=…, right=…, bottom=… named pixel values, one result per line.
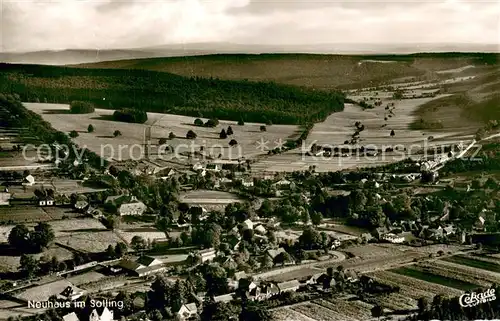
left=24, top=103, right=299, bottom=161
left=390, top=266, right=481, bottom=291
left=442, top=254, right=500, bottom=273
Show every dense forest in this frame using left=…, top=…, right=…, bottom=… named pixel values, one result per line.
left=0, top=63, right=344, bottom=125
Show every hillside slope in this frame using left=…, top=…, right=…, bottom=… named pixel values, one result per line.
left=0, top=63, right=343, bottom=125
left=74, top=53, right=498, bottom=89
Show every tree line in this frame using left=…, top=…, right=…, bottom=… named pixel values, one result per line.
left=0, top=63, right=344, bottom=125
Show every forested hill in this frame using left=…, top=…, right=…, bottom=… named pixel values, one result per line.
left=0, top=63, right=344, bottom=125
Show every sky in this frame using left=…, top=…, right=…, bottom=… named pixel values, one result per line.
left=1, top=0, right=499, bottom=52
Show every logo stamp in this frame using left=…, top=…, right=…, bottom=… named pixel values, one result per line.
left=459, top=289, right=496, bottom=308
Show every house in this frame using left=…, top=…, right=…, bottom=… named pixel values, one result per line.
left=272, top=179, right=295, bottom=189
left=254, top=224, right=266, bottom=235
left=205, top=163, right=222, bottom=172
left=251, top=282, right=279, bottom=300
left=242, top=219, right=254, bottom=230
left=443, top=225, right=456, bottom=236
left=176, top=303, right=198, bottom=321
left=427, top=227, right=444, bottom=239
left=361, top=233, right=374, bottom=242
left=118, top=198, right=147, bottom=216
left=74, top=200, right=89, bottom=211
left=157, top=168, right=176, bottom=180
left=331, top=238, right=341, bottom=249
left=316, top=273, right=336, bottom=291
left=22, top=174, right=35, bottom=186
left=214, top=293, right=234, bottom=303
left=373, top=226, right=388, bottom=239
left=57, top=285, right=85, bottom=301
left=215, top=177, right=233, bottom=188
left=475, top=215, right=486, bottom=230
left=233, top=271, right=247, bottom=281
left=345, top=270, right=359, bottom=283
left=277, top=280, right=300, bottom=293
left=199, top=248, right=217, bottom=263
left=62, top=312, right=80, bottom=321
left=0, top=192, right=10, bottom=206
left=382, top=233, right=405, bottom=244
left=241, top=179, right=254, bottom=188
left=266, top=248, right=288, bottom=262
left=38, top=196, right=54, bottom=207
left=89, top=307, right=114, bottom=321
left=118, top=256, right=166, bottom=276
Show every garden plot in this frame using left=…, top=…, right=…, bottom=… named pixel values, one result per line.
left=316, top=298, right=373, bottom=320
left=391, top=266, right=481, bottom=291
left=292, top=303, right=359, bottom=321
left=24, top=103, right=299, bottom=161
left=0, top=206, right=57, bottom=225
left=116, top=227, right=167, bottom=244
left=443, top=254, right=500, bottom=273
left=419, top=260, right=498, bottom=286
left=48, top=218, right=108, bottom=237
left=179, top=190, right=242, bottom=205
left=369, top=270, right=462, bottom=299
left=364, top=293, right=416, bottom=311
left=56, top=231, right=122, bottom=253
left=273, top=307, right=318, bottom=321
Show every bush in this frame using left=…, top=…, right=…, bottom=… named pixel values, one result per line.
left=194, top=118, right=204, bottom=126
left=260, top=125, right=266, bottom=132
left=205, top=118, right=219, bottom=127
left=113, top=130, right=122, bottom=137
left=69, top=130, right=79, bottom=138
left=238, top=120, right=245, bottom=126
left=87, top=124, right=94, bottom=133
left=229, top=139, right=238, bottom=146
left=70, top=101, right=94, bottom=114
left=168, top=132, right=176, bottom=139
left=227, top=126, right=233, bottom=135
left=220, top=129, right=227, bottom=139
left=159, top=138, right=167, bottom=145
left=113, top=109, right=147, bottom=123
left=266, top=120, right=273, bottom=126
left=186, top=130, right=197, bottom=139
left=390, top=130, right=395, bottom=137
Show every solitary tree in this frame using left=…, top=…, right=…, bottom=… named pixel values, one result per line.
left=69, top=130, right=79, bottom=138
left=194, top=118, right=204, bottom=126
left=229, top=139, right=238, bottom=146
left=227, top=126, right=233, bottom=135
left=186, top=130, right=197, bottom=139
left=168, top=132, right=176, bottom=139
left=260, top=125, right=266, bottom=132
left=238, top=119, right=245, bottom=126
left=87, top=124, right=94, bottom=133
left=219, top=129, right=227, bottom=139
left=390, top=129, right=395, bottom=137
left=20, top=254, right=39, bottom=278
left=371, top=305, right=384, bottom=320
left=113, top=130, right=122, bottom=137
left=131, top=235, right=148, bottom=251
left=159, top=138, right=168, bottom=145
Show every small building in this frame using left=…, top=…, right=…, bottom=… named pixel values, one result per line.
left=0, top=192, right=11, bottom=206
left=199, top=248, right=217, bottom=263
left=266, top=248, right=288, bottom=262
left=382, top=233, right=405, bottom=244
left=58, top=285, right=85, bottom=301
left=176, top=303, right=198, bottom=321
left=118, top=256, right=166, bottom=277
left=277, top=280, right=300, bottom=293
left=74, top=200, right=89, bottom=211
left=373, top=226, right=388, bottom=239
left=62, top=312, right=80, bottom=321
left=241, top=179, right=254, bottom=188
left=89, top=307, right=114, bottom=321
left=254, top=224, right=266, bottom=235
left=38, top=196, right=55, bottom=207
left=157, top=168, right=176, bottom=180
left=242, top=219, right=254, bottom=230
left=214, top=293, right=234, bottom=303
left=118, top=198, right=147, bottom=216
left=205, top=163, right=222, bottom=172
left=22, top=174, right=35, bottom=186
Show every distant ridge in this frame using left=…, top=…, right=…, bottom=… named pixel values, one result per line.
left=1, top=42, right=498, bottom=65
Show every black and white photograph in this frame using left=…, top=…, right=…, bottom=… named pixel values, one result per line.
left=0, top=0, right=499, bottom=320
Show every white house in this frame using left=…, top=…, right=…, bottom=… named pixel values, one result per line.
left=89, top=307, right=114, bottom=321
left=254, top=224, right=266, bottom=235
left=242, top=219, right=254, bottom=230
left=22, top=174, right=35, bottom=186
left=176, top=303, right=198, bottom=321
left=199, top=248, right=217, bottom=263
left=118, top=198, right=147, bottom=216
left=0, top=192, right=11, bottom=206
left=241, top=179, right=254, bottom=187
left=382, top=233, right=405, bottom=244
left=62, top=312, right=80, bottom=321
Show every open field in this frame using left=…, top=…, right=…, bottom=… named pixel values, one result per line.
left=442, top=254, right=500, bottom=273
left=24, top=103, right=299, bottom=161
left=56, top=230, right=122, bottom=253
left=115, top=227, right=167, bottom=244
left=0, top=206, right=70, bottom=225
left=292, top=303, right=358, bottom=321
left=179, top=190, right=242, bottom=205
left=418, top=260, right=499, bottom=286
left=315, top=298, right=373, bottom=320
left=390, top=266, right=481, bottom=291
